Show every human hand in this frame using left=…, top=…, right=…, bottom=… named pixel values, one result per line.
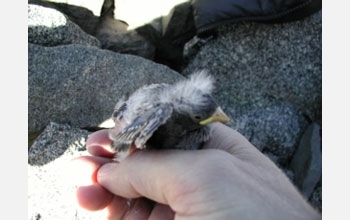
left=73, top=123, right=320, bottom=219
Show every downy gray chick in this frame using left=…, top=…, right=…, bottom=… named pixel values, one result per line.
left=109, top=71, right=229, bottom=160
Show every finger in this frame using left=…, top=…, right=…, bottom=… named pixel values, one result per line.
left=72, top=156, right=133, bottom=214
left=76, top=184, right=113, bottom=211
left=113, top=198, right=154, bottom=220
left=72, top=156, right=115, bottom=211
left=204, top=123, right=261, bottom=159
left=97, top=150, right=227, bottom=210
left=70, top=156, right=112, bottom=184
left=148, top=204, right=174, bottom=220
left=204, top=123, right=285, bottom=171
left=72, top=156, right=150, bottom=217
left=86, top=129, right=115, bottom=157
left=103, top=197, right=150, bottom=220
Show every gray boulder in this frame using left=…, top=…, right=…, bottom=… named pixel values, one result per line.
left=290, top=122, right=322, bottom=199
left=309, top=184, right=322, bottom=212
left=235, top=98, right=309, bottom=166
left=28, top=122, right=107, bottom=219
left=29, top=0, right=157, bottom=60
left=29, top=0, right=101, bottom=36
left=28, top=4, right=100, bottom=47
left=29, top=43, right=182, bottom=133
left=183, top=12, right=321, bottom=164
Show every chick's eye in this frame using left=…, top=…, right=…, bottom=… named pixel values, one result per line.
left=194, top=115, right=202, bottom=120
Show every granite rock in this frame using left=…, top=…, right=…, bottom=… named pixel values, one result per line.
left=183, top=12, right=321, bottom=120
left=290, top=122, right=322, bottom=199
left=309, top=184, right=322, bottom=212
left=183, top=11, right=321, bottom=163
left=28, top=122, right=88, bottom=166
left=29, top=0, right=101, bottom=36
left=28, top=43, right=182, bottom=133
left=29, top=1, right=195, bottom=69
left=28, top=122, right=107, bottom=219
left=29, top=0, right=156, bottom=60
left=230, top=98, right=308, bottom=165
left=29, top=0, right=105, bottom=17
left=28, top=4, right=100, bottom=47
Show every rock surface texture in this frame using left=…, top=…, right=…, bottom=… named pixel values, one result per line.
left=28, top=43, right=181, bottom=133
left=28, top=4, right=101, bottom=47
left=183, top=13, right=321, bottom=167
left=28, top=1, right=322, bottom=219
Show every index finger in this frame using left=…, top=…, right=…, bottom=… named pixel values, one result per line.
left=204, top=123, right=263, bottom=157
left=204, top=123, right=284, bottom=171
left=86, top=129, right=115, bottom=157
left=96, top=149, right=235, bottom=214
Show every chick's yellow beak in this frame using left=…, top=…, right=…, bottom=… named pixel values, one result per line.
left=200, top=107, right=230, bottom=125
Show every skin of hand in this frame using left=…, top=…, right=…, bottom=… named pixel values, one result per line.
left=72, top=123, right=321, bottom=220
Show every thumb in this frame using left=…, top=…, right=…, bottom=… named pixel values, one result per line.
left=96, top=149, right=231, bottom=214
left=97, top=150, right=194, bottom=204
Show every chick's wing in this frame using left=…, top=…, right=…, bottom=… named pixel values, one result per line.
left=111, top=102, right=173, bottom=151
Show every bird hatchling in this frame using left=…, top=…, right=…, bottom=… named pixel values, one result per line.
left=109, top=70, right=230, bottom=160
